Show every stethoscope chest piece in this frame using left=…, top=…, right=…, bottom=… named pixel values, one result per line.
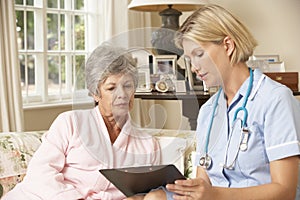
left=199, top=154, right=212, bottom=169
left=240, top=143, right=248, bottom=151
left=239, top=128, right=250, bottom=151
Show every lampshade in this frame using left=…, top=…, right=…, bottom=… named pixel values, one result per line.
left=128, top=0, right=207, bottom=12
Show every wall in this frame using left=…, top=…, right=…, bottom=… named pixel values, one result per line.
left=210, top=0, right=300, bottom=78
left=23, top=1, right=300, bottom=131
left=24, top=104, right=72, bottom=131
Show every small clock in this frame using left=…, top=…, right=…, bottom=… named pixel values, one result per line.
left=155, top=80, right=169, bottom=93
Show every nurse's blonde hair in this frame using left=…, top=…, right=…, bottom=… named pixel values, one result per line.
left=175, top=4, right=257, bottom=65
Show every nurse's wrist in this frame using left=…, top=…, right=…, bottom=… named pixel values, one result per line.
left=210, top=187, right=231, bottom=200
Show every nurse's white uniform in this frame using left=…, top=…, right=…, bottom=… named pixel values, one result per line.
left=194, top=69, right=300, bottom=197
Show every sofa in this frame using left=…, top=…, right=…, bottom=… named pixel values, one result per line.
left=0, top=128, right=196, bottom=198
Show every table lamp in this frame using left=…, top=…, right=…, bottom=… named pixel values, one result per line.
left=128, top=0, right=207, bottom=55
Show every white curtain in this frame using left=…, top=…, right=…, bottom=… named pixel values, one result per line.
left=0, top=1, right=24, bottom=132
left=102, top=0, right=152, bottom=37
left=87, top=0, right=153, bottom=52
left=99, top=0, right=153, bottom=48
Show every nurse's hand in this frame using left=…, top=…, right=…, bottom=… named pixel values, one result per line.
left=166, top=177, right=213, bottom=200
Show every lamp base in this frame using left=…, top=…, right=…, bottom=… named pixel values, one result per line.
left=151, top=28, right=183, bottom=55
left=151, top=5, right=183, bottom=56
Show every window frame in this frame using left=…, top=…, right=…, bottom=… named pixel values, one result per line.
left=15, top=0, right=101, bottom=107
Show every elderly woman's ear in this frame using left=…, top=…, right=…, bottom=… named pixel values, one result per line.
left=92, top=94, right=100, bottom=102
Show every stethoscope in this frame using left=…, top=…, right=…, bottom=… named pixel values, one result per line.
left=199, top=68, right=254, bottom=170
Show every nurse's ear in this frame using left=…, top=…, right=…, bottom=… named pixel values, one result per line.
left=223, top=36, right=235, bottom=57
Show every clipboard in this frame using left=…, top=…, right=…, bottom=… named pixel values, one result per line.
left=99, top=164, right=186, bottom=197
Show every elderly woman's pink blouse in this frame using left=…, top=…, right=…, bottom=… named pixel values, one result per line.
left=3, top=107, right=161, bottom=200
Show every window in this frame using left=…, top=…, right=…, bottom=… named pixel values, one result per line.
left=15, top=0, right=100, bottom=106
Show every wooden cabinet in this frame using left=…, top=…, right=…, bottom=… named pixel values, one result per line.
left=264, top=72, right=299, bottom=92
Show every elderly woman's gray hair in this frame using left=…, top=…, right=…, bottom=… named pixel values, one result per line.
left=85, top=43, right=138, bottom=96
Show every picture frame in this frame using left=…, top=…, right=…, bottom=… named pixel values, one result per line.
left=153, top=55, right=177, bottom=76
left=183, top=57, right=204, bottom=91
left=136, top=67, right=151, bottom=93
left=268, top=61, right=285, bottom=72
left=251, top=55, right=280, bottom=63
left=174, top=80, right=187, bottom=93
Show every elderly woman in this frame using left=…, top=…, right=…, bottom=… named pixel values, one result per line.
left=3, top=43, right=161, bottom=200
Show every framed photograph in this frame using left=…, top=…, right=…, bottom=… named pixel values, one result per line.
left=184, top=57, right=204, bottom=91
left=251, top=55, right=280, bottom=63
left=247, top=60, right=269, bottom=72
left=136, top=67, right=151, bottom=93
left=153, top=55, right=177, bottom=76
left=131, top=48, right=153, bottom=68
left=268, top=61, right=285, bottom=72
left=174, top=80, right=186, bottom=93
